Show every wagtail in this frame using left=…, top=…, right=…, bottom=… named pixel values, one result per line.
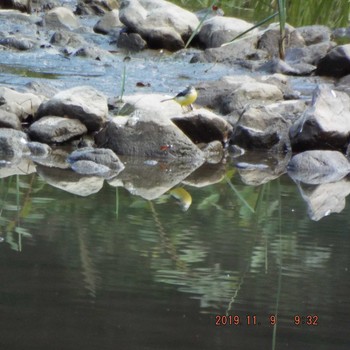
left=161, top=86, right=198, bottom=110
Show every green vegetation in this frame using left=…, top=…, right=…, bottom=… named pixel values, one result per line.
left=172, top=0, right=350, bottom=28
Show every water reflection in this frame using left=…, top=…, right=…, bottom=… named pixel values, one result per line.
left=0, top=166, right=350, bottom=349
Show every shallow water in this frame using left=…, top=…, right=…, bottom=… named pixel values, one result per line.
left=0, top=166, right=350, bottom=350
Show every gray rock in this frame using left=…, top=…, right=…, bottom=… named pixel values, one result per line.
left=290, top=85, right=350, bottom=151
left=95, top=112, right=205, bottom=161
left=220, top=81, right=284, bottom=115
left=231, top=106, right=291, bottom=153
left=50, top=30, right=87, bottom=48
left=190, top=35, right=259, bottom=64
left=288, top=150, right=350, bottom=184
left=258, top=23, right=305, bottom=57
left=0, top=128, right=29, bottom=160
left=36, top=86, right=108, bottom=132
left=0, top=110, right=22, bottom=130
left=44, top=7, right=79, bottom=30
left=198, top=16, right=257, bottom=48
left=117, top=31, right=147, bottom=51
left=0, top=87, right=44, bottom=120
left=67, top=147, right=124, bottom=177
left=0, top=35, right=35, bottom=50
left=28, top=116, right=87, bottom=143
left=315, top=44, right=350, bottom=77
left=119, top=0, right=199, bottom=51
left=296, top=25, right=332, bottom=45
left=75, top=0, right=119, bottom=15
left=285, top=41, right=335, bottom=66
left=258, top=58, right=315, bottom=76
left=172, top=108, right=232, bottom=145
left=93, top=9, right=122, bottom=34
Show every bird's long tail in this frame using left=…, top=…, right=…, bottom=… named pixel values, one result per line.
left=161, top=98, right=174, bottom=103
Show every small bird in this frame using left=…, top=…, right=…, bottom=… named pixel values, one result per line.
left=161, top=86, right=198, bottom=110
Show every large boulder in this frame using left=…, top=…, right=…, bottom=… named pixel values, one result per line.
left=289, top=85, right=350, bottom=151
left=28, top=116, right=87, bottom=143
left=296, top=25, right=332, bottom=45
left=36, top=86, right=108, bottom=132
left=287, top=150, right=350, bottom=184
left=231, top=106, right=291, bottom=153
left=95, top=111, right=205, bottom=161
left=44, top=7, right=79, bottom=30
left=119, top=0, right=199, bottom=51
left=315, top=44, right=350, bottom=77
left=198, top=16, right=256, bottom=48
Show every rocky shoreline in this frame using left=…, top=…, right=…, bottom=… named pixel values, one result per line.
left=1, top=0, right=350, bottom=220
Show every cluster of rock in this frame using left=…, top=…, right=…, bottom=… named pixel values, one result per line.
left=2, top=0, right=350, bottom=219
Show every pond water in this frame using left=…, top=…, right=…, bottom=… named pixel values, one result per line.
left=1, top=164, right=350, bottom=350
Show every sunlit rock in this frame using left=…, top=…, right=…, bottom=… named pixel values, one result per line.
left=28, top=116, right=87, bottom=143
left=119, top=0, right=199, bottom=51
left=44, top=7, right=79, bottom=30
left=288, top=150, right=350, bottom=185
left=289, top=85, right=350, bottom=151
left=221, top=81, right=284, bottom=115
left=0, top=87, right=44, bottom=120
left=172, top=108, right=233, bottom=146
left=36, top=86, right=108, bottom=132
left=93, top=9, right=122, bottom=34
left=198, top=16, right=257, bottom=49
